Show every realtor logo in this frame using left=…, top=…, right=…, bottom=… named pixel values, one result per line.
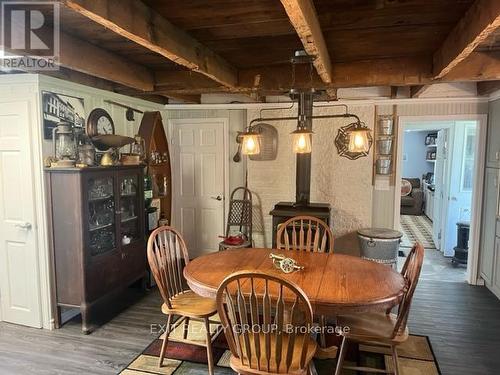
left=1, top=1, right=60, bottom=70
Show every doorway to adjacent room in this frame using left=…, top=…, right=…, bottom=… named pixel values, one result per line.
left=394, top=116, right=486, bottom=284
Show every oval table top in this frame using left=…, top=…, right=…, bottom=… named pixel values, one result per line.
left=184, top=248, right=406, bottom=315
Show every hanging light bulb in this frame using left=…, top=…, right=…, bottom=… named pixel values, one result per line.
left=291, top=127, right=313, bottom=154
left=347, top=122, right=371, bottom=153
left=240, top=128, right=260, bottom=155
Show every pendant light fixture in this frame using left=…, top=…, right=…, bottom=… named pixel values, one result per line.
left=347, top=122, right=371, bottom=153
left=240, top=127, right=261, bottom=155
left=243, top=51, right=372, bottom=160
left=291, top=127, right=313, bottom=154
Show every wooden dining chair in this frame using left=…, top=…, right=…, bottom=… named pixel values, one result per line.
left=276, top=215, right=333, bottom=348
left=276, top=215, right=334, bottom=253
left=334, top=243, right=425, bottom=375
left=216, top=271, right=318, bottom=375
left=147, top=226, right=222, bottom=374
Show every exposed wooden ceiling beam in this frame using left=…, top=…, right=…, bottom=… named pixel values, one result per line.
left=441, top=51, right=500, bottom=81
left=4, top=27, right=154, bottom=91
left=42, top=67, right=118, bottom=92
left=433, top=0, right=500, bottom=78
left=477, top=80, right=500, bottom=96
left=279, top=0, right=332, bottom=83
left=62, top=0, right=238, bottom=88
left=154, top=71, right=223, bottom=91
left=238, top=56, right=432, bottom=91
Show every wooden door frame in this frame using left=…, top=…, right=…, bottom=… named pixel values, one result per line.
left=394, top=114, right=487, bottom=286
left=167, top=117, right=230, bottom=235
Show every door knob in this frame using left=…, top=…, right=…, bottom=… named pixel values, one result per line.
left=15, top=222, right=32, bottom=230
left=211, top=195, right=223, bottom=201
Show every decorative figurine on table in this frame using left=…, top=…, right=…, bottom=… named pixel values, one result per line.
left=270, top=253, right=304, bottom=274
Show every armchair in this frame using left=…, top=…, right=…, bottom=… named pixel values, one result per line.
left=401, top=178, right=424, bottom=215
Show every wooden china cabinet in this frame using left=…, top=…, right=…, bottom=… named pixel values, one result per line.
left=45, top=165, right=145, bottom=334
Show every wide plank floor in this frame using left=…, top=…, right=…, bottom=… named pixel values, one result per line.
left=1, top=280, right=499, bottom=375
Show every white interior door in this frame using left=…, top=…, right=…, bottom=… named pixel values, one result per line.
left=0, top=101, right=42, bottom=327
left=433, top=129, right=448, bottom=249
left=443, top=122, right=476, bottom=256
left=171, top=119, right=227, bottom=258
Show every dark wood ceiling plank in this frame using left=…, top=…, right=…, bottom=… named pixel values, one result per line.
left=433, top=0, right=500, bottom=78
left=280, top=0, right=333, bottom=82
left=142, top=0, right=289, bottom=30
left=477, top=80, right=500, bottom=95
left=62, top=0, right=238, bottom=87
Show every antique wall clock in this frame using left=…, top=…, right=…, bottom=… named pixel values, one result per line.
left=86, top=108, right=115, bottom=138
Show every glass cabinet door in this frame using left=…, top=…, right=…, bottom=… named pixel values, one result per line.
left=87, top=176, right=116, bottom=256
left=119, top=174, right=140, bottom=246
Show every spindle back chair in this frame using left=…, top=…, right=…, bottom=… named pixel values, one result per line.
left=216, top=271, right=317, bottom=375
left=276, top=215, right=333, bottom=253
left=148, top=226, right=221, bottom=374
left=334, top=243, right=425, bottom=375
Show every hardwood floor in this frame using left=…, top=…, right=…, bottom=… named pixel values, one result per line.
left=0, top=280, right=499, bottom=375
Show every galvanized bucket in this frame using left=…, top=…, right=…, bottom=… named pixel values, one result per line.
left=377, top=138, right=393, bottom=155
left=378, top=116, right=393, bottom=135
left=376, top=157, right=391, bottom=174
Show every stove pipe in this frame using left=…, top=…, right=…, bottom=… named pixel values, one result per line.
left=295, top=91, right=314, bottom=205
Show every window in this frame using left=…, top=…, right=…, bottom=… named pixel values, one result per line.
left=460, top=125, right=476, bottom=192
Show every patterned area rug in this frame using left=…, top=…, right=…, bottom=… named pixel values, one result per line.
left=120, top=320, right=441, bottom=374
left=400, top=215, right=436, bottom=249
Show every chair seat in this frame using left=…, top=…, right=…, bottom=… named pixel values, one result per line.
left=336, top=312, right=408, bottom=344
left=161, top=291, right=217, bottom=318
left=229, top=332, right=317, bottom=375
left=219, top=240, right=252, bottom=250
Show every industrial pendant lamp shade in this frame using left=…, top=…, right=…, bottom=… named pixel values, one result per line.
left=241, top=129, right=261, bottom=155
left=348, top=127, right=371, bottom=153
left=291, top=128, right=313, bottom=154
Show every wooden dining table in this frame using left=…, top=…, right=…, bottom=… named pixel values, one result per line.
left=184, top=248, right=406, bottom=316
